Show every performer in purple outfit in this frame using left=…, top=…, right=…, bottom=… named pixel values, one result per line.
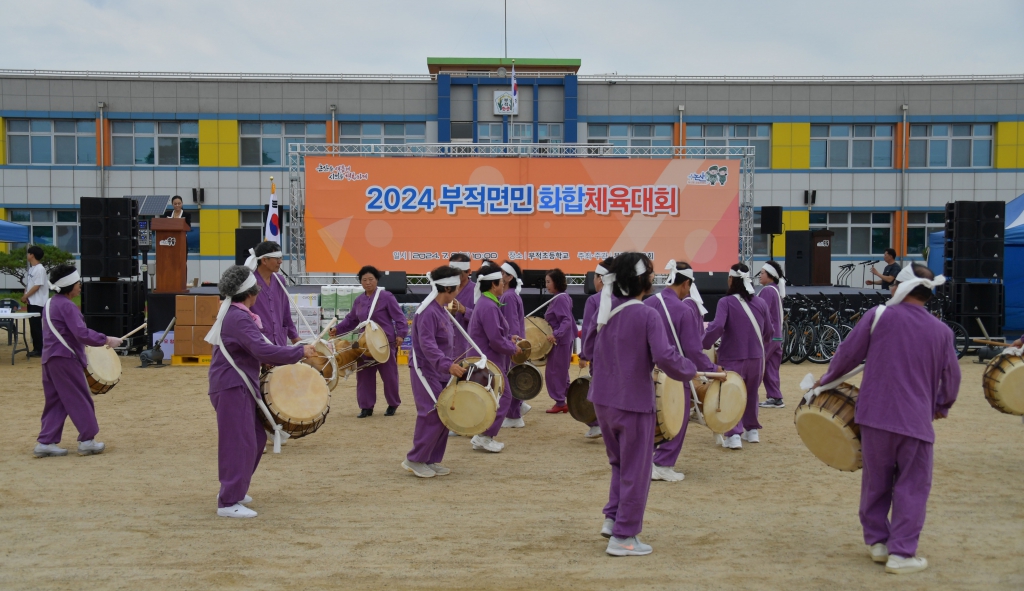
left=332, top=266, right=409, bottom=418
left=467, top=263, right=525, bottom=453
left=646, top=260, right=717, bottom=482
left=205, top=265, right=314, bottom=518
left=402, top=265, right=467, bottom=479
left=702, top=263, right=772, bottom=450
left=33, top=265, right=120, bottom=458
left=577, top=257, right=616, bottom=438
left=586, top=252, right=697, bottom=557
left=757, top=261, right=787, bottom=409
left=499, top=261, right=531, bottom=427
left=815, top=263, right=959, bottom=575
left=542, top=269, right=574, bottom=414
left=245, top=241, right=300, bottom=346
left=447, top=253, right=475, bottom=361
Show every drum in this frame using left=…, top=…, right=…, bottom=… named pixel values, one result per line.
left=358, top=320, right=391, bottom=364
left=507, top=363, right=543, bottom=400
left=461, top=357, right=504, bottom=397
left=301, top=340, right=340, bottom=391
left=436, top=363, right=499, bottom=436
left=259, top=363, right=331, bottom=438
left=794, top=383, right=860, bottom=471
left=525, top=317, right=554, bottom=360
left=653, top=369, right=688, bottom=444
left=982, top=354, right=1024, bottom=415
left=691, top=372, right=745, bottom=434
left=567, top=376, right=597, bottom=424
left=511, top=340, right=532, bottom=365
left=84, top=345, right=121, bottom=395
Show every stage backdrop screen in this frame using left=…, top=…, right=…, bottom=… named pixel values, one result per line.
left=304, top=157, right=739, bottom=273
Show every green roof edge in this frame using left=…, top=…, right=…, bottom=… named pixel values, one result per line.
left=427, top=57, right=581, bottom=67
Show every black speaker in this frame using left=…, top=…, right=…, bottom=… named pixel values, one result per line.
left=80, top=197, right=106, bottom=217
left=979, top=221, right=1003, bottom=240
left=106, top=198, right=133, bottom=219
left=785, top=230, right=813, bottom=286
left=950, top=240, right=979, bottom=259
left=522, top=270, right=548, bottom=290
left=978, top=260, right=1003, bottom=279
left=980, top=240, right=1004, bottom=260
left=82, top=280, right=145, bottom=315
left=584, top=271, right=597, bottom=295
left=951, top=260, right=977, bottom=279
left=760, top=206, right=783, bottom=235
left=81, top=236, right=137, bottom=258
left=235, top=228, right=263, bottom=266
left=691, top=271, right=730, bottom=294
left=979, top=201, right=1005, bottom=221
left=81, top=257, right=138, bottom=278
left=84, top=313, right=145, bottom=339
left=955, top=283, right=1003, bottom=315
left=378, top=271, right=407, bottom=295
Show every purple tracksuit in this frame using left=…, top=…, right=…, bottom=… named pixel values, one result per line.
left=209, top=306, right=305, bottom=508
left=646, top=289, right=716, bottom=467
left=820, top=304, right=960, bottom=557
left=577, top=293, right=604, bottom=428
left=500, top=288, right=526, bottom=420
left=757, top=284, right=784, bottom=401
left=470, top=294, right=520, bottom=438
left=450, top=280, right=476, bottom=361
left=251, top=271, right=299, bottom=346
left=702, top=295, right=773, bottom=437
left=586, top=294, right=696, bottom=538
left=406, top=301, right=455, bottom=464
left=543, top=292, right=574, bottom=405
left=38, top=295, right=108, bottom=444
left=335, top=288, right=409, bottom=410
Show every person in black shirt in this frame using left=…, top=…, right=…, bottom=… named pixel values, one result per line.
left=163, top=195, right=192, bottom=228
left=867, top=248, right=901, bottom=290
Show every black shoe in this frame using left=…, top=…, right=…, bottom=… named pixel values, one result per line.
left=385, top=406, right=398, bottom=416
left=357, top=409, right=373, bottom=418
left=27, top=351, right=41, bottom=358
left=758, top=398, right=786, bottom=409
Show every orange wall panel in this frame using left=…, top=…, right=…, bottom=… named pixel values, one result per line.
left=894, top=122, right=906, bottom=170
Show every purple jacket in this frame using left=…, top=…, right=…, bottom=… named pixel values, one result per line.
left=544, top=292, right=575, bottom=343
left=588, top=294, right=696, bottom=413
left=42, top=295, right=107, bottom=368
left=450, top=280, right=476, bottom=360
left=469, top=295, right=518, bottom=373
left=579, top=293, right=600, bottom=362
left=251, top=271, right=299, bottom=346
left=703, top=295, right=773, bottom=362
left=820, top=304, right=960, bottom=443
left=757, top=284, right=784, bottom=340
left=209, top=306, right=305, bottom=394
left=499, top=288, right=525, bottom=342
left=646, top=288, right=716, bottom=372
left=335, top=288, right=409, bottom=343
left=411, top=300, right=455, bottom=386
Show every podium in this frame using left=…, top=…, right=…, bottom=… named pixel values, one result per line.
left=151, top=218, right=189, bottom=293
left=811, top=229, right=835, bottom=286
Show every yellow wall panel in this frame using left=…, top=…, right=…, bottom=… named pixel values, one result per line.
left=217, top=120, right=238, bottom=144
left=0, top=207, right=6, bottom=253
left=773, top=210, right=810, bottom=258
left=217, top=143, right=238, bottom=168
left=218, top=233, right=235, bottom=256
left=198, top=120, right=220, bottom=144
left=772, top=146, right=791, bottom=170
left=998, top=145, right=1018, bottom=169
left=994, top=121, right=1018, bottom=169
left=198, top=120, right=220, bottom=168
left=773, top=122, right=792, bottom=146
left=791, top=145, right=810, bottom=169
left=790, top=122, right=811, bottom=148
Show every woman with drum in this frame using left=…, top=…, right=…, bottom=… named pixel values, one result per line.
left=543, top=269, right=575, bottom=414
left=757, top=261, right=787, bottom=410
left=646, top=260, right=718, bottom=482
left=206, top=266, right=316, bottom=518
left=577, top=257, right=617, bottom=438
left=499, top=261, right=530, bottom=428
left=584, top=252, right=696, bottom=556
left=33, top=264, right=122, bottom=458
left=332, top=266, right=409, bottom=418
left=447, top=253, right=475, bottom=360
left=403, top=266, right=468, bottom=478
left=702, top=263, right=773, bottom=450
left=246, top=241, right=300, bottom=346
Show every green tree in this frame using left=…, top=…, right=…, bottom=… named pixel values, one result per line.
left=0, top=245, right=75, bottom=287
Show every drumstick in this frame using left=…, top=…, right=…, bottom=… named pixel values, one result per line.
left=119, top=323, right=147, bottom=340
left=972, top=338, right=1009, bottom=347
left=697, top=372, right=727, bottom=380
left=318, top=317, right=338, bottom=340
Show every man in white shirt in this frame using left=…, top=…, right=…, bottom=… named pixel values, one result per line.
left=20, top=245, right=48, bottom=358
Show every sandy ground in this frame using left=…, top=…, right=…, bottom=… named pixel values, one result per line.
left=0, top=342, right=1021, bottom=591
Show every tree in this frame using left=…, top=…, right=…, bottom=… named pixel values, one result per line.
left=0, top=245, right=75, bottom=287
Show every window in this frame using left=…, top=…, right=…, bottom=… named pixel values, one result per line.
left=7, top=119, right=96, bottom=165
left=588, top=124, right=672, bottom=156
left=8, top=209, right=79, bottom=253
left=752, top=210, right=769, bottom=255
left=906, top=211, right=945, bottom=255
left=810, top=125, right=892, bottom=168
left=688, top=124, right=770, bottom=168
left=337, top=122, right=425, bottom=146
left=477, top=123, right=504, bottom=143
left=537, top=123, right=562, bottom=143
left=510, top=123, right=533, bottom=144
left=239, top=122, right=326, bottom=166
left=810, top=211, right=892, bottom=255
left=909, top=124, right=992, bottom=168
left=111, top=121, right=198, bottom=166
left=240, top=211, right=264, bottom=228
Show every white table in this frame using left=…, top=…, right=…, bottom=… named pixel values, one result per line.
left=0, top=312, right=40, bottom=365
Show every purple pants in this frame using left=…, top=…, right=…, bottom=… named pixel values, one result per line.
left=38, top=357, right=99, bottom=444
left=595, top=402, right=655, bottom=538
left=506, top=397, right=523, bottom=419
left=860, top=426, right=933, bottom=557
left=210, top=386, right=266, bottom=508
left=406, top=372, right=448, bottom=464
left=483, top=390, right=513, bottom=437
left=762, top=341, right=783, bottom=401
left=721, top=357, right=764, bottom=437
left=653, top=381, right=691, bottom=467
left=545, top=341, right=572, bottom=404
left=356, top=347, right=401, bottom=410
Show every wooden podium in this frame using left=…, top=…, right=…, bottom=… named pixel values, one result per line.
left=151, top=218, right=189, bottom=293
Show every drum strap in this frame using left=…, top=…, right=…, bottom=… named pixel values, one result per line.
left=734, top=295, right=766, bottom=376
left=657, top=293, right=707, bottom=427
left=218, top=327, right=290, bottom=453
left=45, top=299, right=76, bottom=357
left=525, top=292, right=566, bottom=318
left=356, top=287, right=384, bottom=331
left=768, top=285, right=784, bottom=341
left=606, top=299, right=643, bottom=324
left=272, top=272, right=318, bottom=342
left=802, top=305, right=886, bottom=404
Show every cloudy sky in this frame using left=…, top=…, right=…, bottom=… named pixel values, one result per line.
left=2, top=0, right=1021, bottom=76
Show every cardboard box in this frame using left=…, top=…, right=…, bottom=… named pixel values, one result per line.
left=289, top=293, right=319, bottom=308
left=175, top=295, right=196, bottom=326
left=192, top=325, right=212, bottom=355
left=194, top=296, right=220, bottom=326
left=174, top=325, right=194, bottom=356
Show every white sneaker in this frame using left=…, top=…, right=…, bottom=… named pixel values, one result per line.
left=77, top=440, right=105, bottom=455
left=885, top=555, right=928, bottom=574
left=585, top=426, right=602, bottom=438
left=868, top=543, right=889, bottom=563
left=402, top=459, right=436, bottom=478
left=651, top=464, right=685, bottom=482
left=427, top=463, right=451, bottom=476
left=600, top=518, right=614, bottom=538
left=471, top=435, right=505, bottom=453
left=520, top=402, right=532, bottom=415
left=714, top=433, right=725, bottom=446
left=217, top=503, right=257, bottom=518
left=502, top=417, right=526, bottom=428
left=742, top=429, right=760, bottom=443
left=606, top=536, right=653, bottom=556
left=722, top=434, right=742, bottom=450
left=217, top=494, right=252, bottom=505
left=448, top=430, right=459, bottom=437
left=33, top=443, right=68, bottom=457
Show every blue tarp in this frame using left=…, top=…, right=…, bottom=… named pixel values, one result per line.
left=928, top=231, right=944, bottom=276
left=1005, top=193, right=1024, bottom=330
left=0, top=220, right=29, bottom=243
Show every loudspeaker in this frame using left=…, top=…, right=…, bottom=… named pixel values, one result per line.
left=81, top=257, right=138, bottom=278
left=234, top=228, right=263, bottom=266
left=378, top=271, right=407, bottom=295
left=82, top=280, right=145, bottom=315
left=785, top=230, right=813, bottom=286
left=81, top=217, right=133, bottom=239
left=956, top=314, right=1003, bottom=338
left=955, top=283, right=1003, bottom=315
left=979, top=201, right=1005, bottom=221
left=84, top=313, right=145, bottom=340
left=584, top=271, right=597, bottom=295
left=690, top=271, right=730, bottom=294
left=979, top=221, right=1003, bottom=240
left=80, top=197, right=106, bottom=217
left=522, top=270, right=548, bottom=290
left=978, top=260, right=1003, bottom=279
left=81, top=236, right=138, bottom=258
left=760, top=206, right=783, bottom=235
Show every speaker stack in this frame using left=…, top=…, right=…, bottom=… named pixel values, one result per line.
left=942, top=201, right=1005, bottom=338
left=80, top=197, right=145, bottom=351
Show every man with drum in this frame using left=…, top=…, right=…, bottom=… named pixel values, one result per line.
left=577, top=257, right=617, bottom=439
left=543, top=269, right=575, bottom=414
left=499, top=260, right=531, bottom=428
left=246, top=241, right=300, bottom=346
left=815, top=263, right=959, bottom=574
left=33, top=265, right=122, bottom=458
left=757, top=261, right=787, bottom=410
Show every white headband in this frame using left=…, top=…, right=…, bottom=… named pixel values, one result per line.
left=416, top=272, right=462, bottom=315
left=206, top=271, right=258, bottom=347
left=245, top=247, right=283, bottom=270
left=449, top=261, right=470, bottom=271
left=729, top=268, right=755, bottom=295
left=760, top=263, right=786, bottom=298
left=664, top=259, right=680, bottom=285
left=889, top=265, right=945, bottom=306
left=675, top=267, right=708, bottom=316
left=474, top=271, right=504, bottom=303
left=500, top=263, right=522, bottom=295
left=50, top=270, right=81, bottom=291
left=597, top=259, right=648, bottom=330
left=595, top=264, right=609, bottom=276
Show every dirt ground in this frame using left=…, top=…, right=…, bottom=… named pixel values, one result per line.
left=0, top=342, right=1021, bottom=591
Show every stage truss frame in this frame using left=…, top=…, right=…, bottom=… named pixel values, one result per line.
left=286, top=144, right=754, bottom=282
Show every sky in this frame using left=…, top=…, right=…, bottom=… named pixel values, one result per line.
left=1, top=0, right=1021, bottom=76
